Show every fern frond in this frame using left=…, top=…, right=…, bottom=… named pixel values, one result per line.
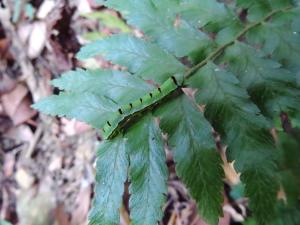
left=33, top=1, right=300, bottom=225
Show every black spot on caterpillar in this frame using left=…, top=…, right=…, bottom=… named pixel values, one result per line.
left=171, top=76, right=178, bottom=86
left=118, top=108, right=123, bottom=114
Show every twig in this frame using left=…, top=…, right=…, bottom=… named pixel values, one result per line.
left=0, top=6, right=46, bottom=102
left=24, top=124, right=43, bottom=158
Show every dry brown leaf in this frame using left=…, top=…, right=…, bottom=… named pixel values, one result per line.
left=55, top=204, right=71, bottom=225
left=218, top=213, right=231, bottom=225
left=0, top=104, right=3, bottom=114
left=0, top=38, right=11, bottom=59
left=37, top=0, right=56, bottom=19
left=27, top=21, right=47, bottom=59
left=78, top=0, right=92, bottom=14
left=1, top=84, right=28, bottom=116
left=86, top=0, right=99, bottom=8
left=61, top=118, right=92, bottom=136
left=15, top=168, right=35, bottom=189
left=1, top=84, right=37, bottom=125
left=120, top=205, right=130, bottom=225
left=2, top=153, right=15, bottom=177
left=5, top=124, right=33, bottom=142
left=70, top=183, right=91, bottom=225
left=17, top=23, right=33, bottom=45
left=0, top=115, right=12, bottom=133
left=48, top=39, right=73, bottom=73
left=48, top=155, right=63, bottom=172
left=223, top=161, right=240, bottom=185
left=17, top=181, right=55, bottom=225
left=10, top=96, right=37, bottom=125
left=0, top=74, right=17, bottom=95
left=223, top=204, right=245, bottom=223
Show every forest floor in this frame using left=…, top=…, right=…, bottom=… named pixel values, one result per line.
left=0, top=1, right=244, bottom=225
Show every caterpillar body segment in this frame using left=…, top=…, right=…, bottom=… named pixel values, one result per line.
left=120, top=104, right=131, bottom=114
left=102, top=75, right=182, bottom=139
left=102, top=113, right=120, bottom=135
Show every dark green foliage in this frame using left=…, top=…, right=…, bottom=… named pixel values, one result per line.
left=51, top=69, right=154, bottom=104
left=33, top=0, right=300, bottom=225
left=270, top=202, right=300, bottom=225
left=77, top=35, right=186, bottom=84
left=188, top=62, right=279, bottom=223
left=125, top=115, right=168, bottom=225
left=221, top=42, right=300, bottom=117
left=278, top=132, right=300, bottom=207
left=156, top=95, right=224, bottom=225
left=99, top=0, right=212, bottom=59
left=33, top=92, right=118, bottom=128
left=89, top=137, right=128, bottom=225
left=243, top=203, right=300, bottom=225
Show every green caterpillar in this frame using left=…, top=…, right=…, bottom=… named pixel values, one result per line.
left=102, top=75, right=182, bottom=139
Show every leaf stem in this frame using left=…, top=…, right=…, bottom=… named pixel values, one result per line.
left=184, top=6, right=293, bottom=80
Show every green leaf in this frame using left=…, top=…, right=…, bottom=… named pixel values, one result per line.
left=270, top=202, right=300, bottom=225
left=215, top=20, right=244, bottom=45
left=178, top=0, right=232, bottom=29
left=32, top=92, right=118, bottom=128
left=246, top=9, right=300, bottom=71
left=242, top=169, right=279, bottom=225
left=89, top=137, right=129, bottom=225
left=245, top=202, right=300, bottom=225
left=51, top=69, right=153, bottom=104
left=222, top=42, right=295, bottom=87
left=125, top=114, right=168, bottom=225
left=156, top=94, right=224, bottom=225
left=278, top=132, right=300, bottom=206
left=188, top=62, right=279, bottom=224
left=100, top=0, right=212, bottom=58
left=236, top=0, right=293, bottom=21
left=188, top=61, right=271, bottom=130
left=280, top=170, right=300, bottom=207
left=222, top=42, right=300, bottom=116
left=77, top=34, right=185, bottom=83
left=237, top=0, right=271, bottom=21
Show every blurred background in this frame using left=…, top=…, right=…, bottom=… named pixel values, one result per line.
left=0, top=1, right=261, bottom=225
